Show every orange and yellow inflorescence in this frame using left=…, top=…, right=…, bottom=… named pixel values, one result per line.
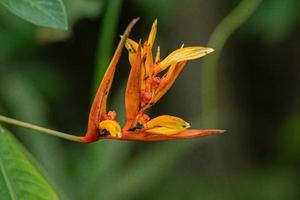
left=81, top=18, right=224, bottom=143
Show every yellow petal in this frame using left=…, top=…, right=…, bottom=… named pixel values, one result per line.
left=145, top=127, right=182, bottom=135
left=158, top=47, right=214, bottom=72
left=145, top=115, right=190, bottom=135
left=147, top=19, right=157, bottom=48
left=99, top=120, right=122, bottom=138
left=125, top=38, right=139, bottom=51
left=125, top=38, right=139, bottom=65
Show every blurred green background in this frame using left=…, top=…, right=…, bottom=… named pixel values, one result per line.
left=1, top=0, right=300, bottom=199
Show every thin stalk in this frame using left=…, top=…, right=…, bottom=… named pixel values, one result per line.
left=0, top=115, right=82, bottom=142
left=201, top=0, right=263, bottom=127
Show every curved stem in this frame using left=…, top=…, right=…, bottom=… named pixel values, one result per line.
left=201, top=0, right=263, bottom=127
left=0, top=115, right=83, bottom=142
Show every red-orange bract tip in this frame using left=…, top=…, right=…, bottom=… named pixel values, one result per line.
left=174, top=129, right=226, bottom=138
left=96, top=129, right=225, bottom=142
left=79, top=129, right=225, bottom=143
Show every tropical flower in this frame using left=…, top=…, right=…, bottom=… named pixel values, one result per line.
left=80, top=18, right=224, bottom=143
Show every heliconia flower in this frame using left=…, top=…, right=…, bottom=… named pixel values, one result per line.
left=80, top=18, right=224, bottom=143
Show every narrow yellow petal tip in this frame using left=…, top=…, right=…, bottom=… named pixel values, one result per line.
left=159, top=46, right=215, bottom=69
left=205, top=47, right=214, bottom=54
left=147, top=19, right=158, bottom=47
left=185, top=122, right=191, bottom=129
left=99, top=120, right=122, bottom=138
left=153, top=18, right=158, bottom=26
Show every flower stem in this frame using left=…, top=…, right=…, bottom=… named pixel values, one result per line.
left=0, top=115, right=83, bottom=142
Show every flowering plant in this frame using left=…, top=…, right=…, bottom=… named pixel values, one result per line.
left=82, top=18, right=224, bottom=142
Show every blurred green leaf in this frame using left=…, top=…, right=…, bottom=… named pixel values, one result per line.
left=1, top=0, right=68, bottom=30
left=0, top=67, right=70, bottom=199
left=36, top=0, right=104, bottom=42
left=0, top=125, right=59, bottom=200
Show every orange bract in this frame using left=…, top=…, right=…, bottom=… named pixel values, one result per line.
left=80, top=18, right=224, bottom=143
left=123, top=46, right=142, bottom=130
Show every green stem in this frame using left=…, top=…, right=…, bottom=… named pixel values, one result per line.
left=201, top=0, right=263, bottom=127
left=92, top=0, right=123, bottom=94
left=0, top=115, right=83, bottom=142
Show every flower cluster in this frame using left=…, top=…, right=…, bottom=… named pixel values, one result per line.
left=80, top=18, right=224, bottom=143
